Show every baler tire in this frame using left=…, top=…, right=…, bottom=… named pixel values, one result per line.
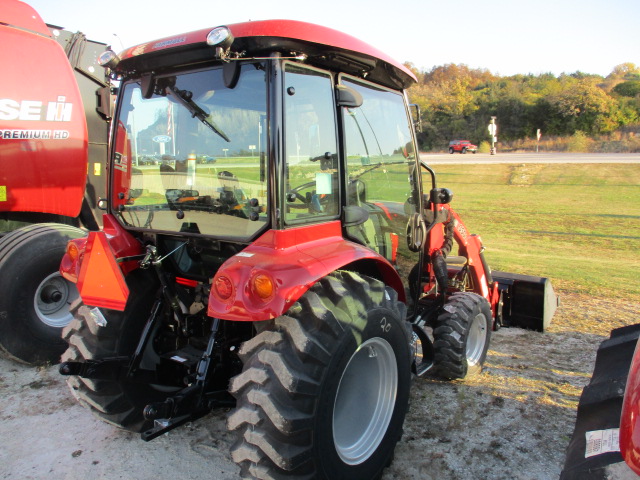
left=433, top=292, right=492, bottom=380
left=0, top=223, right=85, bottom=365
left=228, top=271, right=412, bottom=480
left=61, top=269, right=168, bottom=432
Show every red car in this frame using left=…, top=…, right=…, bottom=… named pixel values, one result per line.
left=449, top=140, right=477, bottom=154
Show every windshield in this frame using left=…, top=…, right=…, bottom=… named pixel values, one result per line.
left=111, top=62, right=268, bottom=240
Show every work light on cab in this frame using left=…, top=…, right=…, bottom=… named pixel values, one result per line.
left=206, top=26, right=234, bottom=59
left=98, top=49, right=120, bottom=70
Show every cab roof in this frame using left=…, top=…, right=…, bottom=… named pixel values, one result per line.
left=116, top=19, right=416, bottom=90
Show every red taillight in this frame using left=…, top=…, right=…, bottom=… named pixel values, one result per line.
left=390, top=233, right=399, bottom=263
left=176, top=277, right=198, bottom=288
left=214, top=276, right=234, bottom=300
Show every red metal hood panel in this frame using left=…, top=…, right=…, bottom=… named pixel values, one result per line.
left=0, top=0, right=50, bottom=36
left=0, top=0, right=88, bottom=217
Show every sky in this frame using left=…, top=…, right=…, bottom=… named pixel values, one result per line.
left=27, top=0, right=640, bottom=78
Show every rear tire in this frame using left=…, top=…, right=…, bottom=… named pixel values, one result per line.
left=62, top=269, right=169, bottom=431
left=228, top=271, right=412, bottom=479
left=433, top=292, right=491, bottom=379
left=0, top=223, right=85, bottom=364
left=449, top=147, right=454, bottom=154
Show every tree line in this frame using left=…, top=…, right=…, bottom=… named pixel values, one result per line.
left=405, top=62, right=640, bottom=151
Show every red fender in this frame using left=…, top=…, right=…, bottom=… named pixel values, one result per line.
left=207, top=220, right=404, bottom=322
left=620, top=337, right=640, bottom=474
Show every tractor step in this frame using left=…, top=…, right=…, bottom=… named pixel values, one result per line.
left=411, top=324, right=435, bottom=378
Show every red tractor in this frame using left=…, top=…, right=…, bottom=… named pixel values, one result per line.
left=0, top=0, right=109, bottom=364
left=562, top=325, right=640, bottom=478
left=58, top=20, right=557, bottom=479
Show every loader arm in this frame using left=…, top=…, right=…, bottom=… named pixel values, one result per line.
left=421, top=203, right=557, bottom=331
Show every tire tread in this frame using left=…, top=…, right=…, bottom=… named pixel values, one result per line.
left=228, top=271, right=409, bottom=479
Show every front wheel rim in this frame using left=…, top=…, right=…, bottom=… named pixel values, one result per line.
left=333, top=337, right=398, bottom=465
left=34, top=272, right=78, bottom=328
left=466, top=313, right=488, bottom=367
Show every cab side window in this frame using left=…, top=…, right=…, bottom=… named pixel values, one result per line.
left=283, top=64, right=339, bottom=223
left=341, top=78, right=418, bottom=269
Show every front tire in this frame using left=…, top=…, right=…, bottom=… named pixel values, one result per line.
left=433, top=292, right=491, bottom=379
left=228, top=271, right=411, bottom=479
left=0, top=223, right=85, bottom=364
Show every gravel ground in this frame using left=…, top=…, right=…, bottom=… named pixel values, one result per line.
left=0, top=289, right=637, bottom=479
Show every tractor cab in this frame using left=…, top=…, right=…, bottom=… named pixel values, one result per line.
left=73, top=21, right=425, bottom=316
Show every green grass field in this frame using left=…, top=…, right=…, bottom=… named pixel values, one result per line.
left=134, top=160, right=639, bottom=301
left=431, top=163, right=640, bottom=301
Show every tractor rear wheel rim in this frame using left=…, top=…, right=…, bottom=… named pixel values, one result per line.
left=34, top=272, right=78, bottom=328
left=333, top=337, right=397, bottom=465
left=466, top=312, right=488, bottom=367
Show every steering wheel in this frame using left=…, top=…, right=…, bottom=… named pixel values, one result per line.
left=286, top=181, right=332, bottom=213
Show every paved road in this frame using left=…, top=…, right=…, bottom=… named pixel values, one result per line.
left=422, top=152, right=640, bottom=165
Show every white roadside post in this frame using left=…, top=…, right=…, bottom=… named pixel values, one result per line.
left=488, top=116, right=497, bottom=155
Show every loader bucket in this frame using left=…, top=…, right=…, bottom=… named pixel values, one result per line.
left=492, top=271, right=559, bottom=332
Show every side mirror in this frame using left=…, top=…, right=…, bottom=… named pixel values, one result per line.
left=410, top=104, right=422, bottom=133
left=406, top=213, right=426, bottom=252
left=141, top=74, right=155, bottom=99
left=96, top=86, right=113, bottom=120
left=430, top=188, right=453, bottom=205
left=223, top=62, right=240, bottom=89
left=343, top=205, right=369, bottom=227
left=336, top=84, right=363, bottom=108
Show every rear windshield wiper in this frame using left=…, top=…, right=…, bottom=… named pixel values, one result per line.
left=165, top=86, right=230, bottom=143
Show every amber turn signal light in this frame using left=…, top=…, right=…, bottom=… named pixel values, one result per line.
left=67, top=242, right=79, bottom=261
left=251, top=273, right=274, bottom=300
